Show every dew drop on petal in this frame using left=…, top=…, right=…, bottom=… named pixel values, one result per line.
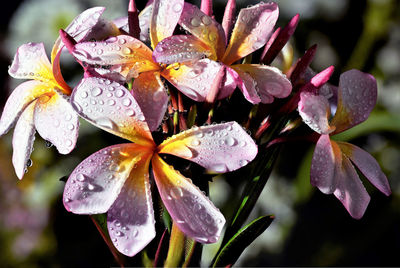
left=126, top=109, right=135, bottom=117
left=80, top=91, right=89, bottom=98
left=225, top=136, right=237, bottom=146
left=211, top=163, right=227, bottom=173
left=122, top=98, right=131, bottom=106
left=77, top=173, right=86, bottom=182
left=170, top=187, right=183, bottom=199
left=122, top=47, right=132, bottom=55
left=190, top=17, right=201, bottom=27
left=91, top=87, right=102, bottom=96
left=87, top=183, right=95, bottom=190
left=115, top=89, right=125, bottom=98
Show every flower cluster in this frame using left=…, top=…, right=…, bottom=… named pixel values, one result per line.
left=1, top=0, right=391, bottom=264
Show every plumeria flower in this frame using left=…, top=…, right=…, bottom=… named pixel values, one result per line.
left=298, top=69, right=391, bottom=219
left=152, top=1, right=292, bottom=104
left=0, top=42, right=79, bottom=179
left=63, top=77, right=258, bottom=256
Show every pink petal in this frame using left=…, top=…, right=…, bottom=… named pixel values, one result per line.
left=222, top=0, right=236, bottom=43
left=216, top=67, right=237, bottom=100
left=161, top=59, right=227, bottom=101
left=298, top=92, right=334, bottom=135
left=82, top=18, right=121, bottom=41
left=131, top=72, right=168, bottom=131
left=311, top=135, right=340, bottom=194
left=63, top=144, right=152, bottom=214
left=71, top=77, right=154, bottom=147
left=334, top=155, right=370, bottom=219
left=107, top=155, right=155, bottom=257
left=153, top=35, right=212, bottom=64
left=52, top=47, right=72, bottom=94
left=331, top=69, right=377, bottom=134
left=232, top=64, right=292, bottom=103
left=149, top=0, right=184, bottom=48
left=158, top=122, right=258, bottom=173
left=34, top=93, right=79, bottom=154
left=338, top=142, right=391, bottom=196
left=222, top=2, right=279, bottom=65
left=152, top=154, right=225, bottom=243
left=51, top=7, right=105, bottom=62
left=178, top=3, right=226, bottom=60
left=9, top=43, right=53, bottom=81
left=227, top=67, right=261, bottom=104
left=0, top=81, right=53, bottom=136
left=200, top=0, right=213, bottom=16
left=73, top=35, right=158, bottom=75
left=12, top=101, right=37, bottom=180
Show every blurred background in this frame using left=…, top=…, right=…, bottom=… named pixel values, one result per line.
left=0, top=0, right=399, bottom=267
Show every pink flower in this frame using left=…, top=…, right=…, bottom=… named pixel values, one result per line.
left=152, top=2, right=292, bottom=104
left=63, top=76, right=258, bottom=256
left=298, top=69, right=391, bottom=219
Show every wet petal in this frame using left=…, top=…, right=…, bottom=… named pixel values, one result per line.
left=150, top=0, right=184, bottom=48
left=71, top=77, right=154, bottom=147
left=51, top=7, right=105, bottom=62
left=0, top=81, right=53, bottom=136
left=158, top=122, right=257, bottom=173
left=152, top=154, right=225, bottom=243
left=338, top=142, right=391, bottom=196
left=63, top=144, right=152, bottom=214
left=12, top=101, right=37, bottom=180
left=222, top=2, right=279, bottom=65
left=9, top=43, right=54, bottom=83
left=73, top=35, right=159, bottom=74
left=178, top=3, right=226, bottom=60
left=34, top=93, right=79, bottom=154
left=153, top=35, right=212, bottom=64
left=334, top=155, right=370, bottom=219
left=229, top=67, right=261, bottom=104
left=298, top=92, right=335, bottom=135
left=162, top=59, right=226, bottom=101
left=131, top=72, right=168, bottom=131
left=311, top=135, right=341, bottom=194
left=232, top=64, right=292, bottom=103
left=107, top=155, right=155, bottom=257
left=52, top=47, right=71, bottom=94
left=216, top=67, right=237, bottom=100
left=331, top=69, right=377, bottom=134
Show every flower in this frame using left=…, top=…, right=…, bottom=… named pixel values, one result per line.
left=152, top=1, right=293, bottom=104
left=69, top=0, right=189, bottom=131
left=63, top=76, right=258, bottom=256
left=0, top=7, right=112, bottom=179
left=298, top=69, right=391, bottom=219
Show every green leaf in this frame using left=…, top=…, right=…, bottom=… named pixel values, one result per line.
left=212, top=215, right=275, bottom=267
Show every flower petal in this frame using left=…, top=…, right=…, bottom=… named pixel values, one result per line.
left=131, top=72, right=168, bottom=131
left=9, top=43, right=54, bottom=83
left=52, top=47, right=71, bottom=95
left=338, top=142, right=391, bottom=196
left=150, top=0, right=184, bottom=48
left=232, top=64, right=292, bottom=103
left=334, top=155, right=370, bottom=219
left=71, top=77, right=154, bottom=147
left=330, top=69, right=377, bottom=134
left=73, top=35, right=159, bottom=76
left=107, top=154, right=155, bottom=257
left=0, top=81, right=53, bottom=136
left=229, top=66, right=261, bottom=104
left=34, top=93, right=79, bottom=154
left=158, top=122, right=257, bottom=173
left=63, top=144, right=152, bottom=214
left=311, top=135, right=341, bottom=194
left=222, top=2, right=279, bottom=65
left=51, top=7, right=105, bottom=63
left=152, top=154, right=225, bottom=243
left=178, top=3, right=226, bottom=60
left=153, top=35, right=212, bottom=64
left=298, top=92, right=335, bottom=135
left=162, top=59, right=226, bottom=102
left=12, top=101, right=37, bottom=180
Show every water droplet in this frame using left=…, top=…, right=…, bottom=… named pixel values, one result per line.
left=118, top=38, right=126, bottom=45
left=173, top=3, right=183, bottom=12
left=67, top=124, right=75, bottom=130
left=80, top=91, right=89, bottom=98
left=45, top=140, right=53, bottom=148
left=190, top=17, right=201, bottom=27
left=156, top=45, right=164, bottom=52
left=239, top=140, right=247, bottom=147
left=64, top=198, right=71, bottom=203
left=211, top=163, right=227, bottom=173
left=132, top=229, right=139, bottom=237
left=122, top=47, right=132, bottom=55
left=122, top=98, right=131, bottom=106
left=91, top=87, right=102, bottom=96
left=115, top=231, right=123, bottom=237
left=201, top=15, right=212, bottom=25
left=115, top=89, right=125, bottom=98
left=96, top=117, right=115, bottom=129
left=77, top=173, right=86, bottom=182
left=190, top=139, right=200, bottom=146
left=196, top=132, right=204, bottom=138
left=97, top=49, right=103, bottom=55
left=126, top=109, right=135, bottom=117
left=209, top=236, right=218, bottom=243
left=107, top=99, right=116, bottom=106
left=170, top=187, right=183, bottom=199
left=26, top=159, right=33, bottom=167
left=225, top=136, right=237, bottom=146
left=66, top=139, right=73, bottom=147
left=239, top=159, right=249, bottom=167
left=87, top=183, right=95, bottom=190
